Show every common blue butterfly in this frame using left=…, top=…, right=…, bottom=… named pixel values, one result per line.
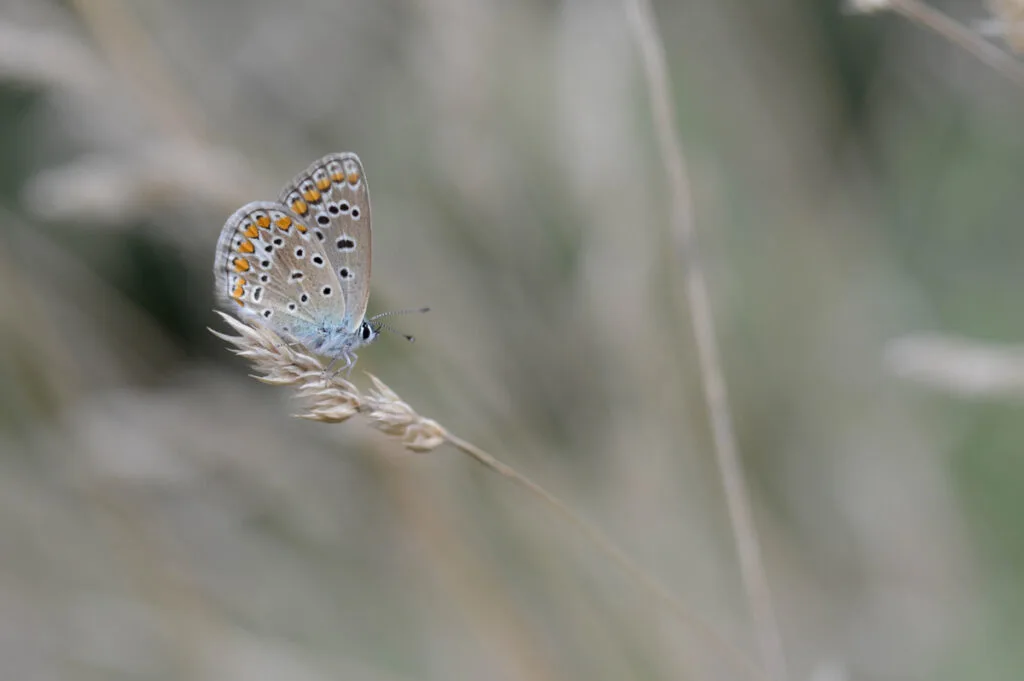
left=214, top=152, right=394, bottom=371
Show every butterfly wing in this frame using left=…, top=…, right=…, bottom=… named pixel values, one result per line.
left=213, top=200, right=346, bottom=346
left=278, top=152, right=372, bottom=333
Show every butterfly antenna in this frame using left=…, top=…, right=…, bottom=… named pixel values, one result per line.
left=377, top=322, right=416, bottom=343
left=369, top=307, right=429, bottom=343
left=369, top=307, right=430, bottom=321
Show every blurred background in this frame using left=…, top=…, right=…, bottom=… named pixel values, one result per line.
left=2, top=0, right=1023, bottom=679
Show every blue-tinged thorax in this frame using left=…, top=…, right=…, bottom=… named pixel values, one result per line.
left=289, top=318, right=378, bottom=358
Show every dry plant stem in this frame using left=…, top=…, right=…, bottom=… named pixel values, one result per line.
left=623, top=1, right=788, bottom=680
left=442, top=432, right=768, bottom=681
left=888, top=0, right=1024, bottom=87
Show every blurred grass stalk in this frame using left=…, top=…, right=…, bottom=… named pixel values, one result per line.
left=624, top=1, right=788, bottom=680
left=848, top=0, right=1024, bottom=85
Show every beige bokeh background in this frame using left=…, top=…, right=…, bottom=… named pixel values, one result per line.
left=1, top=0, right=1021, bottom=679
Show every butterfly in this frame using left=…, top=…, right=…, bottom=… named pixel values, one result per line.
left=213, top=152, right=414, bottom=372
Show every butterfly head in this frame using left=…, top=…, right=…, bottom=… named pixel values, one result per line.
left=359, top=319, right=380, bottom=346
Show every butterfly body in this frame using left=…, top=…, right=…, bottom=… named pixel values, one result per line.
left=214, top=152, right=379, bottom=370
left=290, top=317, right=377, bottom=367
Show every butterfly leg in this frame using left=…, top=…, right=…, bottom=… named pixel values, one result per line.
left=318, top=351, right=357, bottom=385
left=343, top=351, right=358, bottom=378
left=319, top=356, right=341, bottom=386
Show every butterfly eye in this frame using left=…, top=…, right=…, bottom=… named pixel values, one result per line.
left=361, top=323, right=372, bottom=340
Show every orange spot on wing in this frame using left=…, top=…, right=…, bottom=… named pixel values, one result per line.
left=233, top=298, right=244, bottom=307
left=233, top=258, right=250, bottom=272
left=302, top=188, right=321, bottom=203
left=238, top=239, right=255, bottom=253
left=256, top=215, right=272, bottom=229
left=232, top=282, right=245, bottom=299
left=242, top=223, right=259, bottom=238
left=316, top=177, right=331, bottom=191
left=346, top=172, right=360, bottom=184
left=330, top=171, right=345, bottom=183
left=275, top=216, right=292, bottom=231
left=295, top=223, right=308, bottom=233
left=292, top=199, right=309, bottom=215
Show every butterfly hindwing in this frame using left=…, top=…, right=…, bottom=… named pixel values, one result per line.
left=279, top=152, right=372, bottom=333
left=213, top=200, right=345, bottom=344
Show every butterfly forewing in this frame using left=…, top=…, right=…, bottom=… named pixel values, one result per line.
left=213, top=200, right=345, bottom=343
left=278, top=152, right=372, bottom=333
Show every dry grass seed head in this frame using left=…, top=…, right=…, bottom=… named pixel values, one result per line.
left=211, top=311, right=444, bottom=450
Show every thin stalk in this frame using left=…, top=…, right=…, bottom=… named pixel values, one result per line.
left=889, top=0, right=1024, bottom=88
left=442, top=432, right=769, bottom=681
left=623, top=1, right=788, bottom=680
